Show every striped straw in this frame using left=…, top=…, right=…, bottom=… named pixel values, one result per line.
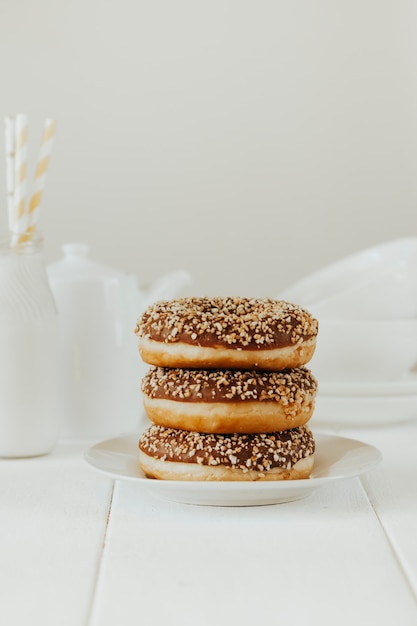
left=4, top=116, right=16, bottom=230
left=13, top=114, right=28, bottom=235
left=23, top=118, right=57, bottom=240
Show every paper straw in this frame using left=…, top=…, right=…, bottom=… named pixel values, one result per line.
left=25, top=118, right=56, bottom=237
left=12, top=114, right=28, bottom=235
left=4, top=116, right=16, bottom=230
left=3, top=114, right=57, bottom=244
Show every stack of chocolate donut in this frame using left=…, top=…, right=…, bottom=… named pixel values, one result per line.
left=134, top=297, right=319, bottom=481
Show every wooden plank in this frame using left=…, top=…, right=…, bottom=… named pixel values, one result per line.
left=354, top=420, right=417, bottom=600
left=90, top=473, right=417, bottom=626
left=0, top=442, right=113, bottom=626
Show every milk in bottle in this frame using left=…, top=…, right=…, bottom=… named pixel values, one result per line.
left=0, top=233, right=61, bottom=457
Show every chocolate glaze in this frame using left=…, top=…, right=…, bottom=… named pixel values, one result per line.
left=139, top=424, right=315, bottom=472
left=135, top=297, right=318, bottom=350
left=141, top=366, right=317, bottom=404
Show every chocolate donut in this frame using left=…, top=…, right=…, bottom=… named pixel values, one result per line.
left=139, top=424, right=315, bottom=481
left=141, top=366, right=318, bottom=433
left=135, top=297, right=318, bottom=371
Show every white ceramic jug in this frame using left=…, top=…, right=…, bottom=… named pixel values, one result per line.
left=47, top=243, right=192, bottom=439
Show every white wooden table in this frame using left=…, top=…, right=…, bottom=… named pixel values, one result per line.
left=1, top=418, right=417, bottom=626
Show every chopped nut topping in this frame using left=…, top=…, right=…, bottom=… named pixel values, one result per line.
left=139, top=425, right=315, bottom=471
left=135, top=297, right=318, bottom=349
left=141, top=366, right=317, bottom=417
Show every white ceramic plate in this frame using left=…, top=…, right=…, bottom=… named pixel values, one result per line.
left=84, top=433, right=382, bottom=507
left=314, top=393, right=417, bottom=427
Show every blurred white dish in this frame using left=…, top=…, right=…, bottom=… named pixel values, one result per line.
left=85, top=433, right=382, bottom=506
left=319, top=373, right=417, bottom=397
left=280, top=237, right=417, bottom=319
left=313, top=393, right=417, bottom=427
left=309, top=319, right=417, bottom=383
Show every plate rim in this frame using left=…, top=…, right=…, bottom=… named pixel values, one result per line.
left=84, top=431, right=382, bottom=496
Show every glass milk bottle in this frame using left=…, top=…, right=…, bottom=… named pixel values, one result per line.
left=0, top=233, right=61, bottom=457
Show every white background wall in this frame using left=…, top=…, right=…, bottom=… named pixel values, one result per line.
left=1, top=0, right=417, bottom=297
